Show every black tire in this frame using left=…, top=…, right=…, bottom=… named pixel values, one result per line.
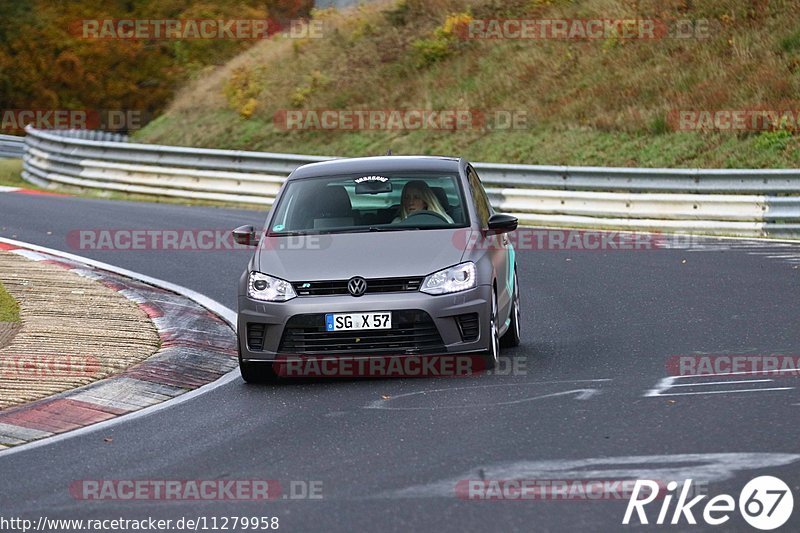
left=482, top=287, right=500, bottom=371
left=501, top=269, right=521, bottom=348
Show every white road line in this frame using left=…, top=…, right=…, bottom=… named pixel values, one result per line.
left=677, top=368, right=798, bottom=378
left=0, top=237, right=241, bottom=459
left=659, top=234, right=800, bottom=270
left=654, top=388, right=794, bottom=397
left=748, top=249, right=798, bottom=254
left=669, top=236, right=800, bottom=268
left=0, top=186, right=20, bottom=192
left=645, top=369, right=798, bottom=397
left=365, top=380, right=611, bottom=410
left=383, top=453, right=800, bottom=499
left=368, top=389, right=600, bottom=410
left=670, top=379, right=774, bottom=387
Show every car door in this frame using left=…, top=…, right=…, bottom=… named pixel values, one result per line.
left=467, top=165, right=513, bottom=323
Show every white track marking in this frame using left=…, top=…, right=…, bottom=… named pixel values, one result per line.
left=670, top=379, right=773, bottom=387
left=670, top=368, right=799, bottom=378
left=651, top=388, right=793, bottom=397
left=365, top=380, right=610, bottom=410
left=659, top=234, right=800, bottom=268
left=382, top=453, right=800, bottom=499
left=645, top=369, right=797, bottom=397
left=10, top=249, right=49, bottom=261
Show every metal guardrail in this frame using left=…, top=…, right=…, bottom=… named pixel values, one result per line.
left=20, top=127, right=800, bottom=238
left=0, top=134, right=25, bottom=159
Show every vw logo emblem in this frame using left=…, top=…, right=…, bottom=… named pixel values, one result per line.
left=347, top=276, right=367, bottom=297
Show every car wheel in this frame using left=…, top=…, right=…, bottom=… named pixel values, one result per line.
left=501, top=269, right=521, bottom=348
left=482, top=288, right=500, bottom=370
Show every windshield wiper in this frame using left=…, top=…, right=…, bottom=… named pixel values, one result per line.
left=367, top=226, right=421, bottom=232
left=270, top=226, right=428, bottom=236
left=316, top=226, right=421, bottom=234
left=267, top=231, right=315, bottom=237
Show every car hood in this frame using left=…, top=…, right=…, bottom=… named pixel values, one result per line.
left=256, top=229, right=470, bottom=281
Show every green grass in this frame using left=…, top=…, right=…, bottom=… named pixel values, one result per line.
left=136, top=113, right=800, bottom=168
left=0, top=159, right=28, bottom=188
left=0, top=281, right=20, bottom=323
left=133, top=0, right=800, bottom=169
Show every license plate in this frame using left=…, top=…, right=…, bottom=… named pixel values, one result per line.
left=325, top=312, right=391, bottom=331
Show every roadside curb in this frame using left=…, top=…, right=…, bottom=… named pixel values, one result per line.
left=0, top=186, right=69, bottom=197
left=0, top=242, right=237, bottom=449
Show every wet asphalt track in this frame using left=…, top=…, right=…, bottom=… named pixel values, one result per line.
left=0, top=192, right=799, bottom=532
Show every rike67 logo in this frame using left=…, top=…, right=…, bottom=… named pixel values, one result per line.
left=623, top=476, right=794, bottom=530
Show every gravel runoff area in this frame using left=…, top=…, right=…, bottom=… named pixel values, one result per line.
left=0, top=241, right=238, bottom=450
left=0, top=250, right=161, bottom=410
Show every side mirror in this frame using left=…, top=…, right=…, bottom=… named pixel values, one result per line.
left=232, top=225, right=259, bottom=246
left=487, top=213, right=518, bottom=234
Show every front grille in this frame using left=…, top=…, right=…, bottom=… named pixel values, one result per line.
left=366, top=277, right=422, bottom=293
left=292, top=277, right=422, bottom=296
left=278, top=310, right=445, bottom=355
left=247, top=323, right=267, bottom=351
left=456, top=313, right=480, bottom=342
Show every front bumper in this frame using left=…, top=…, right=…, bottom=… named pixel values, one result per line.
left=237, top=285, right=492, bottom=362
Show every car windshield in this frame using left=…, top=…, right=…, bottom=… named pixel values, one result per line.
left=267, top=172, right=468, bottom=235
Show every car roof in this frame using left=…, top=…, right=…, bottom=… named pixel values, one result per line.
left=288, top=156, right=462, bottom=180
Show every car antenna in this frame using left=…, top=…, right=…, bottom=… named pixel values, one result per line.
left=386, top=149, right=392, bottom=156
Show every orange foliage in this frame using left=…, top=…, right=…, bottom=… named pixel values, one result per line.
left=0, top=0, right=313, bottom=131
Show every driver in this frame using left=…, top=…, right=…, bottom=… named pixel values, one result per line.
left=394, top=180, right=454, bottom=223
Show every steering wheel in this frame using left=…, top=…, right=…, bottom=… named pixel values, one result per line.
left=400, top=210, right=450, bottom=224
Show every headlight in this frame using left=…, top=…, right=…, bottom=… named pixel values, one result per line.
left=421, top=262, right=477, bottom=295
left=247, top=271, right=297, bottom=302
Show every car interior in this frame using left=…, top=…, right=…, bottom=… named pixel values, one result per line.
left=278, top=177, right=466, bottom=231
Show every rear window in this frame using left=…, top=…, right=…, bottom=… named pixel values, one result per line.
left=268, top=172, right=468, bottom=235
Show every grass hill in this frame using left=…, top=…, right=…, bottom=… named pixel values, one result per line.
left=136, top=0, right=800, bottom=168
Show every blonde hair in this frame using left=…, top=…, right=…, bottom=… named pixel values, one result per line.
left=399, top=180, right=454, bottom=223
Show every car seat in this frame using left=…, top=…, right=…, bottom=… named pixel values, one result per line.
left=311, top=185, right=354, bottom=229
left=431, top=186, right=462, bottom=223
